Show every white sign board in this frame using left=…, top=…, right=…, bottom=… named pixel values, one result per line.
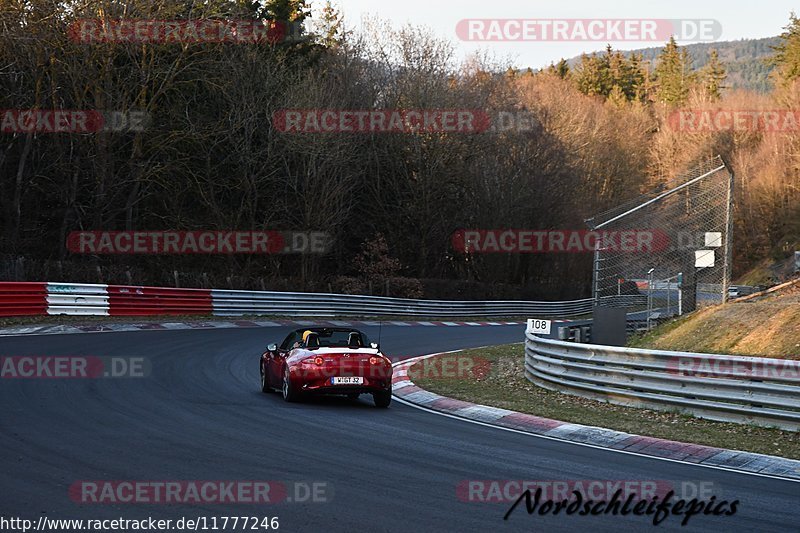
left=695, top=250, right=715, bottom=268
left=527, top=319, right=552, bottom=335
left=705, top=232, right=722, bottom=248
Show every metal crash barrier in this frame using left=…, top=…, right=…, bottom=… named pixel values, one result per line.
left=0, top=281, right=639, bottom=319
left=525, top=329, right=800, bottom=431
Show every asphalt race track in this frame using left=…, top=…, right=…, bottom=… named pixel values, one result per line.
left=0, top=325, right=797, bottom=532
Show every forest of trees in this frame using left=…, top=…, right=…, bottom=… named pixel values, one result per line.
left=595, top=37, right=781, bottom=93
left=1, top=2, right=799, bottom=299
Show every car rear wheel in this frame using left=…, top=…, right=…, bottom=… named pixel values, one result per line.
left=282, top=367, right=302, bottom=403
left=260, top=362, right=271, bottom=393
left=373, top=390, right=391, bottom=408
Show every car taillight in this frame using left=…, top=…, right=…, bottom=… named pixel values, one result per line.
left=314, top=356, right=324, bottom=366
left=369, top=356, right=381, bottom=365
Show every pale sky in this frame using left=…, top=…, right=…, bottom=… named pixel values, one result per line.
left=312, top=1, right=796, bottom=69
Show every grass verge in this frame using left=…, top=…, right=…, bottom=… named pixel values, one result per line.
left=412, top=344, right=800, bottom=460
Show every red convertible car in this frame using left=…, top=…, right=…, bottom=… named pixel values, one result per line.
left=260, top=327, right=393, bottom=407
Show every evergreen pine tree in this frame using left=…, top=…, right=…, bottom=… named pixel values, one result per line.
left=626, top=53, right=648, bottom=102
left=654, top=36, right=694, bottom=105
left=770, top=13, right=800, bottom=88
left=575, top=53, right=608, bottom=96
left=700, top=49, right=727, bottom=99
left=319, top=0, right=344, bottom=48
left=607, top=85, right=627, bottom=107
left=554, top=58, right=569, bottom=79
left=262, top=0, right=310, bottom=28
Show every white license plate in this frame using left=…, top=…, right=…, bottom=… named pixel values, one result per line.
left=331, top=377, right=364, bottom=385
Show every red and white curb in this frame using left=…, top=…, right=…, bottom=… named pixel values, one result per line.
left=0, top=319, right=525, bottom=337
left=392, top=352, right=800, bottom=482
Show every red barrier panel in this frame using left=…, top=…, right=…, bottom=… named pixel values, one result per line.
left=0, top=282, right=48, bottom=316
left=107, top=285, right=212, bottom=316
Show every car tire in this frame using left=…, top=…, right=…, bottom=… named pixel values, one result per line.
left=282, top=367, right=302, bottom=403
left=260, top=362, right=272, bottom=393
left=373, top=390, right=391, bottom=408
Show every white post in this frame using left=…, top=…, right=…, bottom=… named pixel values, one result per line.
left=647, top=269, right=655, bottom=330
left=667, top=276, right=671, bottom=316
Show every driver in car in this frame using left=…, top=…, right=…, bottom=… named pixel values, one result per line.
left=292, top=330, right=314, bottom=349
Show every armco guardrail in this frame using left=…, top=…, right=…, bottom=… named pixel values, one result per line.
left=0, top=281, right=641, bottom=318
left=210, top=291, right=644, bottom=318
left=525, top=330, right=800, bottom=431
left=0, top=282, right=48, bottom=316
left=0, top=282, right=212, bottom=317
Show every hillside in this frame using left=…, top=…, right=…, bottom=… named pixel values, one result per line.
left=736, top=254, right=800, bottom=286
left=631, top=37, right=779, bottom=92
left=631, top=279, right=800, bottom=358
left=564, top=37, right=779, bottom=92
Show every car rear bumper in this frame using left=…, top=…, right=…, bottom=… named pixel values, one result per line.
left=289, top=362, right=392, bottom=395
left=297, top=376, right=391, bottom=395
left=303, top=385, right=389, bottom=395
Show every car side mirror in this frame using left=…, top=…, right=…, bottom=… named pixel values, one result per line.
left=267, top=343, right=278, bottom=352
left=370, top=342, right=379, bottom=350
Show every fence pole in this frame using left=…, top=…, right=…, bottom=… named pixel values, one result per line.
left=593, top=249, right=600, bottom=304
left=667, top=276, right=671, bottom=316
left=647, top=269, right=654, bottom=330
left=722, top=166, right=735, bottom=304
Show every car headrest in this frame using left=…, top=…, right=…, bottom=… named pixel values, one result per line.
left=348, top=332, right=363, bottom=348
left=306, top=333, right=320, bottom=348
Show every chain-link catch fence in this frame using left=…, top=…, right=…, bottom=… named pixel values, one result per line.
left=586, top=156, right=734, bottom=319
